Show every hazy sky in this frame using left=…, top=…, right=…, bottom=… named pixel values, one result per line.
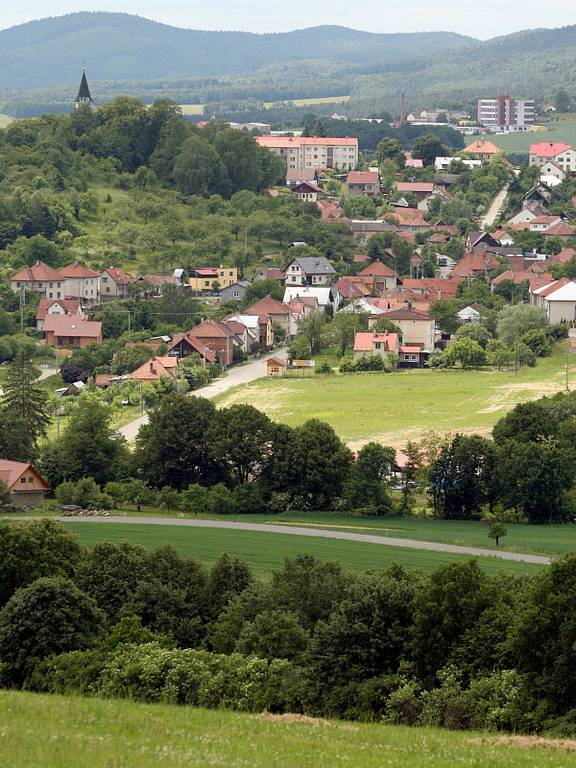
left=0, top=1, right=575, bottom=40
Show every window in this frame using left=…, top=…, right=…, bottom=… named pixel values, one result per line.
left=28, top=477, right=33, bottom=484
left=106, top=287, right=110, bottom=293
left=374, top=342, right=381, bottom=349
left=21, top=477, right=26, bottom=484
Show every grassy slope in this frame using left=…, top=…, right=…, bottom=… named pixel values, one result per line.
left=480, top=117, right=576, bottom=154
left=180, top=96, right=350, bottom=115
left=216, top=344, right=574, bottom=448
left=60, top=521, right=542, bottom=575
left=1, top=690, right=573, bottom=768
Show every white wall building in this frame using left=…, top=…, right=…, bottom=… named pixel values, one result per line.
left=256, top=136, right=358, bottom=171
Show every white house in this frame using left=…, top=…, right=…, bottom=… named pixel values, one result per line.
left=531, top=279, right=576, bottom=323
left=529, top=142, right=576, bottom=173
left=457, top=305, right=482, bottom=323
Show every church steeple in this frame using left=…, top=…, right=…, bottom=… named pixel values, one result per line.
left=75, top=67, right=93, bottom=111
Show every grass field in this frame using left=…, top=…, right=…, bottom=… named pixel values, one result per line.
left=0, top=113, right=13, bottom=127
left=480, top=116, right=576, bottom=154
left=217, top=344, right=574, bottom=449
left=1, top=690, right=574, bottom=768
left=59, top=521, right=543, bottom=575
left=180, top=95, right=350, bottom=116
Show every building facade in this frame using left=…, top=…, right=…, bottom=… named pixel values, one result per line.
left=256, top=136, right=358, bottom=171
left=477, top=96, right=535, bottom=131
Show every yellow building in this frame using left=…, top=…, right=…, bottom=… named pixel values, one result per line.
left=189, top=266, right=238, bottom=292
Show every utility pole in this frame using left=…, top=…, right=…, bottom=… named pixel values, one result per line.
left=19, top=288, right=25, bottom=333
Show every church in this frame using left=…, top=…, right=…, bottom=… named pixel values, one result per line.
left=75, top=68, right=94, bottom=111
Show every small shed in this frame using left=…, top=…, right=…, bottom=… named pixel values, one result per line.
left=267, top=358, right=287, bottom=377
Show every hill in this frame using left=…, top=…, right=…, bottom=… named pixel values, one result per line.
left=0, top=12, right=472, bottom=87
left=1, top=690, right=573, bottom=768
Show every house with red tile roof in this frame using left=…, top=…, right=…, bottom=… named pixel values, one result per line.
left=383, top=208, right=431, bottom=233
left=317, top=198, right=343, bottom=220
left=531, top=279, right=576, bottom=323
left=43, top=314, right=102, bottom=348
left=542, top=222, right=576, bottom=240
left=166, top=332, right=217, bottom=364
left=357, top=261, right=400, bottom=292
left=59, top=262, right=99, bottom=300
left=550, top=248, right=576, bottom=265
left=530, top=142, right=576, bottom=173
left=333, top=277, right=366, bottom=300
left=253, top=268, right=286, bottom=283
left=35, top=298, right=82, bottom=331
left=353, top=331, right=399, bottom=360
left=0, top=460, right=50, bottom=508
left=10, top=261, right=65, bottom=298
left=464, top=140, right=502, bottom=160
left=187, top=319, right=239, bottom=367
left=100, top=267, right=134, bottom=300
left=396, top=182, right=435, bottom=200
left=255, top=136, right=358, bottom=171
left=129, top=356, right=179, bottom=382
left=245, top=294, right=296, bottom=339
left=491, top=270, right=553, bottom=292
left=346, top=170, right=380, bottom=196
left=452, top=251, right=500, bottom=278
left=383, top=308, right=436, bottom=351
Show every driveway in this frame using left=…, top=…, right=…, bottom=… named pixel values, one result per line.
left=480, top=184, right=509, bottom=229
left=56, top=516, right=550, bottom=565
left=118, top=349, right=288, bottom=441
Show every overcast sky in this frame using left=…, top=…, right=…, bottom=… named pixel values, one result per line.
left=0, top=1, right=574, bottom=40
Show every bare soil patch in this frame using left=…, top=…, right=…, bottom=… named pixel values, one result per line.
left=258, top=713, right=331, bottom=727
left=470, top=735, right=576, bottom=751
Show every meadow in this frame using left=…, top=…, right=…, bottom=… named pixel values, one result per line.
left=59, top=520, right=543, bottom=575
left=480, top=116, right=576, bottom=154
left=216, top=344, right=574, bottom=449
left=1, top=690, right=574, bottom=768
left=179, top=95, right=350, bottom=116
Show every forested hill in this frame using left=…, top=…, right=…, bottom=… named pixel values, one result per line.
left=0, top=12, right=472, bottom=87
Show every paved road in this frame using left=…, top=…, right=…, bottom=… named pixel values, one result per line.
left=480, top=184, right=509, bottom=229
left=118, top=349, right=288, bottom=441
left=56, top=516, right=551, bottom=565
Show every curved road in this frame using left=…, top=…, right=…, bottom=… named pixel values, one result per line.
left=118, top=349, right=287, bottom=441
left=56, top=516, right=551, bottom=565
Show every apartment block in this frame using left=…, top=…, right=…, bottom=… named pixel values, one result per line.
left=477, top=96, right=535, bottom=131
left=256, top=136, right=358, bottom=171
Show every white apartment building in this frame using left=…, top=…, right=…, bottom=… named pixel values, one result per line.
left=529, top=142, right=576, bottom=174
left=256, top=136, right=358, bottom=170
left=477, top=96, right=535, bottom=131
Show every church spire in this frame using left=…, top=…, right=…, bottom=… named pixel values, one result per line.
left=75, top=67, right=93, bottom=110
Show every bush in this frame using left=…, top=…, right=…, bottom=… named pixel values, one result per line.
left=55, top=478, right=112, bottom=509
left=315, top=361, right=333, bottom=375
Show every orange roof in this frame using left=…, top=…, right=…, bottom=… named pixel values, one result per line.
left=551, top=248, right=576, bottom=264
left=464, top=140, right=501, bottom=155
left=129, top=356, right=178, bottom=381
left=358, top=261, right=398, bottom=278
left=59, top=262, right=99, bottom=278
left=43, top=314, right=102, bottom=339
left=542, top=222, right=576, bottom=237
left=383, top=208, right=429, bottom=227
left=452, top=251, right=500, bottom=277
left=347, top=171, right=379, bottom=185
left=11, top=261, right=62, bottom=282
left=0, top=460, right=50, bottom=492
left=267, top=357, right=287, bottom=367
left=245, top=295, right=290, bottom=317
left=35, top=298, right=81, bottom=321
left=535, top=278, right=570, bottom=298
left=384, top=308, right=432, bottom=321
left=102, top=266, right=133, bottom=285
left=190, top=319, right=236, bottom=339
left=397, top=182, right=434, bottom=193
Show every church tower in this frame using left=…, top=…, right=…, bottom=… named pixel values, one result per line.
left=75, top=67, right=93, bottom=111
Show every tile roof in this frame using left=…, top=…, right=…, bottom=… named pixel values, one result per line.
left=347, top=171, right=379, bottom=185
left=59, top=262, right=99, bottom=278
left=397, top=182, right=434, bottom=193
left=353, top=331, right=399, bottom=352
left=464, top=140, right=502, bottom=155
left=358, top=261, right=398, bottom=278
left=529, top=142, right=572, bottom=158
left=35, top=298, right=81, bottom=321
left=452, top=251, right=500, bottom=277
left=542, top=222, right=576, bottom=237
left=551, top=248, right=576, bottom=264
left=533, top=278, right=571, bottom=298
left=245, top=295, right=291, bottom=316
left=383, top=308, right=432, bottom=321
left=11, top=261, right=62, bottom=282
left=258, top=268, right=285, bottom=281
left=168, top=333, right=217, bottom=363
left=129, top=356, right=178, bottom=381
left=256, top=136, right=357, bottom=148
left=190, top=319, right=236, bottom=339
left=42, top=314, right=102, bottom=338
left=0, top=460, right=50, bottom=491
left=334, top=278, right=365, bottom=299
left=102, top=267, right=133, bottom=285
left=542, top=280, right=576, bottom=301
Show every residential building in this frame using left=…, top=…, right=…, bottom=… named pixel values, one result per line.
left=267, top=358, right=287, bottom=377
left=477, top=96, right=535, bottom=131
left=435, top=157, right=481, bottom=171
left=396, top=182, right=435, bottom=201
left=346, top=170, right=380, bottom=196
left=222, top=316, right=261, bottom=354
left=382, top=308, right=436, bottom=352
left=189, top=266, right=238, bottom=293
left=100, top=267, right=133, bottom=300
left=284, top=256, right=336, bottom=286
left=0, top=460, right=50, bottom=508
left=43, top=314, right=102, bottom=348
left=283, top=285, right=338, bottom=310
left=129, top=356, right=179, bottom=382
left=10, top=261, right=64, bottom=298
left=59, top=262, right=99, bottom=300
left=228, top=121, right=271, bottom=134
left=286, top=168, right=320, bottom=187
left=531, top=279, right=576, bottom=323
left=219, top=280, right=251, bottom=303
left=353, top=331, right=399, bottom=360
left=187, top=319, right=238, bottom=367
left=357, top=261, right=399, bottom=293
left=291, top=181, right=324, bottom=202
left=253, top=268, right=285, bottom=284
left=529, top=143, right=576, bottom=174
left=35, top=298, right=82, bottom=331
left=255, top=136, right=358, bottom=171
left=245, top=295, right=295, bottom=339
left=457, top=305, right=483, bottom=323
left=166, top=332, right=217, bottom=365
left=463, top=140, right=502, bottom=161
left=137, top=274, right=177, bottom=295
left=453, top=251, right=500, bottom=279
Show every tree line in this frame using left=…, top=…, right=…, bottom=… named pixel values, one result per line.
left=1, top=519, right=576, bottom=735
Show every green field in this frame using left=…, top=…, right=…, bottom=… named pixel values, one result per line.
left=59, top=521, right=542, bottom=575
left=480, top=116, right=576, bottom=154
left=1, top=690, right=574, bottom=768
left=180, top=95, right=350, bottom=116
left=217, top=344, right=574, bottom=448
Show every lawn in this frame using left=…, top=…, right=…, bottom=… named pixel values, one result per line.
left=179, top=96, right=350, bottom=116
left=1, top=690, right=574, bottom=768
left=216, top=344, right=574, bottom=449
left=60, top=521, right=542, bottom=575
left=480, top=116, right=576, bottom=154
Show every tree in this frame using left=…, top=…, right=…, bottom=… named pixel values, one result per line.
left=428, top=434, right=496, bottom=519
left=346, top=442, right=395, bottom=514
left=158, top=486, right=180, bottom=514
left=205, top=553, right=253, bottom=620
left=327, top=311, right=369, bottom=356
left=442, top=337, right=486, bottom=368
left=208, top=404, right=275, bottom=485
left=122, top=479, right=156, bottom=511
left=0, top=519, right=82, bottom=608
left=428, top=299, right=461, bottom=335
left=56, top=397, right=129, bottom=486
left=411, top=134, right=451, bottom=167
left=555, top=89, right=572, bottom=113
left=376, top=137, right=405, bottom=168
left=454, top=323, right=491, bottom=349
left=0, top=480, right=10, bottom=509
left=0, top=351, right=50, bottom=462
left=0, top=577, right=104, bottom=683
left=172, top=135, right=230, bottom=197
left=487, top=518, right=507, bottom=547
left=135, top=395, right=221, bottom=489
left=236, top=610, right=309, bottom=661
left=241, top=280, right=283, bottom=307
left=496, top=304, right=547, bottom=345
left=298, top=309, right=326, bottom=355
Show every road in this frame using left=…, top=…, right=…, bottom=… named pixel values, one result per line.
left=480, top=184, right=509, bottom=229
left=118, top=348, right=288, bottom=441
left=56, top=516, right=551, bottom=565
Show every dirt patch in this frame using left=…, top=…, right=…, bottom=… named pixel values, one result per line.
left=479, top=381, right=566, bottom=414
left=258, top=713, right=331, bottom=727
left=347, top=427, right=493, bottom=453
left=217, top=385, right=296, bottom=413
left=469, top=735, right=576, bottom=751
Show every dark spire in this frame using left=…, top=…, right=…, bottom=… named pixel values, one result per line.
left=76, top=67, right=92, bottom=105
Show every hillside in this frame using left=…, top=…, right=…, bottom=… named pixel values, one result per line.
left=0, top=12, right=472, bottom=87
left=1, top=690, right=573, bottom=768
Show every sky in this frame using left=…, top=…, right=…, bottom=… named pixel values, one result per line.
left=0, top=1, right=575, bottom=40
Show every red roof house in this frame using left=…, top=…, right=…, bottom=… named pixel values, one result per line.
left=43, top=314, right=102, bottom=348
left=0, top=460, right=50, bottom=508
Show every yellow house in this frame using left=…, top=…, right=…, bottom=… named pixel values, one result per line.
left=189, top=266, right=238, bottom=292
left=267, top=358, right=286, bottom=377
